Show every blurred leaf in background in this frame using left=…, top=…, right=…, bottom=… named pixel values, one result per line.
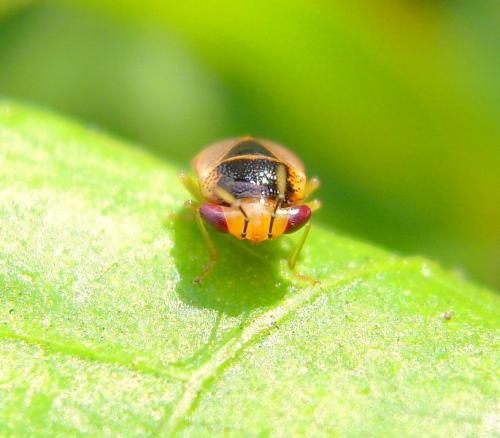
left=0, top=0, right=32, bottom=20
left=0, top=0, right=499, bottom=288
left=0, top=3, right=230, bottom=159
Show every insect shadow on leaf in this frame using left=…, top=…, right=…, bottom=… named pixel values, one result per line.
left=170, top=208, right=290, bottom=317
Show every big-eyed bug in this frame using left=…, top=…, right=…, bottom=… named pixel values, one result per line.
left=179, top=136, right=321, bottom=283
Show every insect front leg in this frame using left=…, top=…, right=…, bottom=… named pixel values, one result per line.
left=288, top=221, right=320, bottom=285
left=178, top=172, right=216, bottom=276
left=288, top=220, right=312, bottom=270
left=185, top=200, right=218, bottom=284
left=287, top=197, right=321, bottom=269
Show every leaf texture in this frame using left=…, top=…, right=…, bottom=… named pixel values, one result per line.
left=0, top=102, right=498, bottom=436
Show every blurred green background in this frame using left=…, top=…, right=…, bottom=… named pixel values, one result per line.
left=1, top=0, right=499, bottom=289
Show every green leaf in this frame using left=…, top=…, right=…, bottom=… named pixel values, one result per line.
left=0, top=101, right=498, bottom=436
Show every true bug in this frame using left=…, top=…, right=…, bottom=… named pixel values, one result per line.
left=179, top=136, right=321, bottom=283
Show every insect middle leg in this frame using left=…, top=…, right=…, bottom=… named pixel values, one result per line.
left=304, top=177, right=320, bottom=199
left=305, top=199, right=321, bottom=212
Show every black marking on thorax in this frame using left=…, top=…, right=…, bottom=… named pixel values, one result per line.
left=216, top=158, right=291, bottom=200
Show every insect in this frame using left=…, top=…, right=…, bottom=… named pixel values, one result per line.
left=179, top=136, right=321, bottom=283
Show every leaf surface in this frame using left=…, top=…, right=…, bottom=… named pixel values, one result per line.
left=0, top=102, right=498, bottom=436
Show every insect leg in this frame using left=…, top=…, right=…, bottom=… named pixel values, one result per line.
left=305, top=199, right=322, bottom=212
left=179, top=172, right=203, bottom=201
left=304, top=177, right=320, bottom=199
left=288, top=220, right=312, bottom=270
left=193, top=205, right=218, bottom=284
left=213, top=186, right=249, bottom=238
left=268, top=164, right=287, bottom=238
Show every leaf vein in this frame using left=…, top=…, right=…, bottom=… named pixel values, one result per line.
left=158, top=258, right=418, bottom=435
left=0, top=328, right=189, bottom=381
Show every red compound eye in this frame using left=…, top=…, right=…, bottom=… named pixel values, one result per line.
left=199, top=204, right=229, bottom=233
left=285, top=205, right=311, bottom=233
